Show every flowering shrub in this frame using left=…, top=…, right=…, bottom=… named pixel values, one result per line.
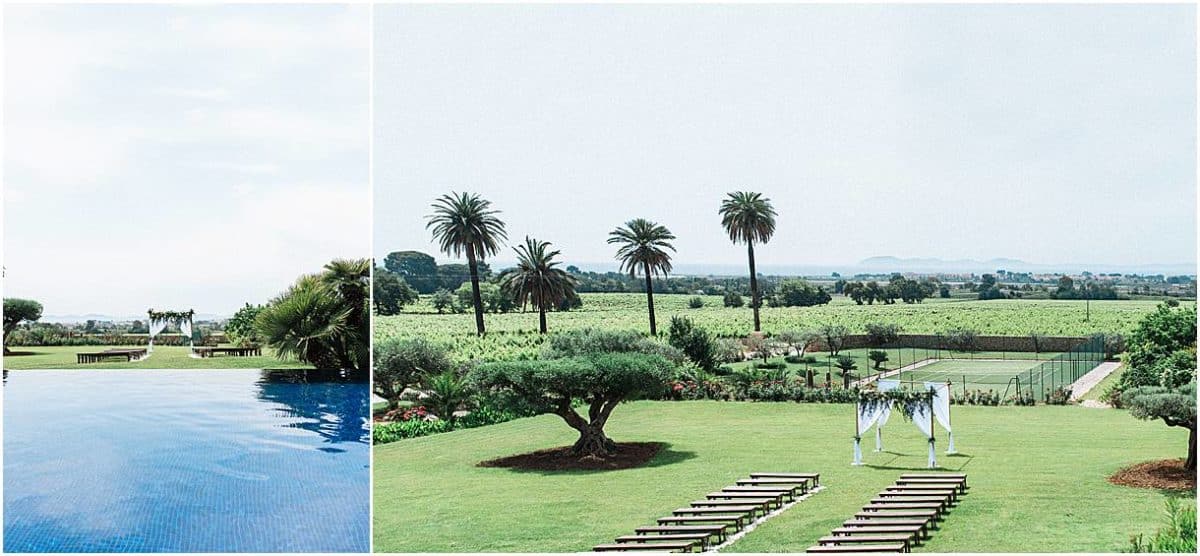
left=1045, top=386, right=1072, bottom=405
left=951, top=390, right=1001, bottom=406
left=1006, top=392, right=1036, bottom=406
left=668, top=379, right=731, bottom=401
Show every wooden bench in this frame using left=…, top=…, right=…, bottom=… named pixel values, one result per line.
left=899, top=473, right=966, bottom=488
left=707, top=491, right=784, bottom=509
left=854, top=510, right=938, bottom=521
left=595, top=541, right=696, bottom=552
left=737, top=477, right=811, bottom=493
left=878, top=489, right=956, bottom=503
left=76, top=348, right=147, bottom=364
left=831, top=524, right=926, bottom=541
left=862, top=503, right=944, bottom=517
left=841, top=520, right=931, bottom=538
left=615, top=534, right=712, bottom=549
left=192, top=346, right=263, bottom=358
left=818, top=534, right=914, bottom=552
left=806, top=542, right=906, bottom=553
left=673, top=506, right=757, bottom=517
left=657, top=515, right=747, bottom=529
left=894, top=479, right=966, bottom=494
left=635, top=525, right=728, bottom=543
left=751, top=472, right=820, bottom=486
left=870, top=496, right=947, bottom=508
left=723, top=486, right=795, bottom=499
left=692, top=498, right=774, bottom=509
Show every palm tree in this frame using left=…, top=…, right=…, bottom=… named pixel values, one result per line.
left=322, top=258, right=371, bottom=369
left=608, top=218, right=676, bottom=335
left=426, top=192, right=507, bottom=336
left=719, top=191, right=777, bottom=332
left=256, top=274, right=352, bottom=370
left=500, top=237, right=577, bottom=334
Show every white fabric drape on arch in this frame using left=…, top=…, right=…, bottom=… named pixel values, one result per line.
left=148, top=319, right=168, bottom=353
left=853, top=401, right=887, bottom=465
left=926, top=382, right=955, bottom=453
left=910, top=401, right=936, bottom=468
left=874, top=379, right=900, bottom=452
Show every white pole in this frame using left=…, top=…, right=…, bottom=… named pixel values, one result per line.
left=852, top=402, right=863, bottom=465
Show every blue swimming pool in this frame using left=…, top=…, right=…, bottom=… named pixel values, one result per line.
left=3, top=370, right=370, bottom=553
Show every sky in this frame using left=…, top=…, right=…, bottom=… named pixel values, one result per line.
left=374, top=3, right=1197, bottom=275
left=4, top=4, right=369, bottom=317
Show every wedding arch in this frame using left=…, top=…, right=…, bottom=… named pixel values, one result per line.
left=147, top=309, right=195, bottom=353
left=853, top=380, right=955, bottom=468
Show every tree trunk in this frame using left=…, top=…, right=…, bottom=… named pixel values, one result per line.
left=644, top=261, right=657, bottom=336
left=572, top=424, right=618, bottom=458
left=747, top=241, right=761, bottom=332
left=538, top=308, right=548, bottom=334
left=466, top=244, right=486, bottom=336
left=558, top=398, right=621, bottom=458
left=806, top=369, right=814, bottom=388
left=1188, top=427, right=1196, bottom=471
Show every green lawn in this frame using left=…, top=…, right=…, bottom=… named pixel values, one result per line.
left=373, top=401, right=1192, bottom=552
left=1, top=345, right=310, bottom=369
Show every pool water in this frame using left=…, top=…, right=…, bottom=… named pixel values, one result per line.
left=3, top=370, right=370, bottom=553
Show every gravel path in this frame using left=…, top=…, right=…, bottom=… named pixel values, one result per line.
left=1068, top=361, right=1122, bottom=405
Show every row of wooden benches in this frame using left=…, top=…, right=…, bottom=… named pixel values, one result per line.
left=593, top=472, right=821, bottom=553
left=76, top=348, right=147, bottom=364
left=806, top=473, right=968, bottom=554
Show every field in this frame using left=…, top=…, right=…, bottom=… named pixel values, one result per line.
left=373, top=401, right=1190, bottom=552
left=376, top=293, right=1182, bottom=362
left=1, top=345, right=310, bottom=370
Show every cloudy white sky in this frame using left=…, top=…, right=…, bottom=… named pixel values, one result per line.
left=4, top=4, right=369, bottom=317
left=375, top=3, right=1196, bottom=274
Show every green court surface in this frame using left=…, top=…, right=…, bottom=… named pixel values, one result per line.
left=897, top=358, right=1043, bottom=386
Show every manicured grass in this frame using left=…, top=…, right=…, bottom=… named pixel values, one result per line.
left=373, top=401, right=1192, bottom=552
left=1, top=345, right=310, bottom=369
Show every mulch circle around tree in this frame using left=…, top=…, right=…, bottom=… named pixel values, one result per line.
left=1108, top=459, right=1196, bottom=491
left=479, top=442, right=663, bottom=471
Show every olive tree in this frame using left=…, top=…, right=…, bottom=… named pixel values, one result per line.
left=472, top=352, right=673, bottom=458
left=1122, top=383, right=1197, bottom=471
left=372, top=337, right=451, bottom=408
left=3, top=298, right=43, bottom=354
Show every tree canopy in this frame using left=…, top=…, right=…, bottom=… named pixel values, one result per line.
left=3, top=298, right=43, bottom=353
left=1122, top=383, right=1197, bottom=470
left=471, top=352, right=674, bottom=457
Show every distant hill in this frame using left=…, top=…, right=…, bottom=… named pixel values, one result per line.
left=855, top=257, right=1196, bottom=276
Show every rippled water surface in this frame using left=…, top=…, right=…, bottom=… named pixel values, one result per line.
left=3, top=370, right=369, bottom=553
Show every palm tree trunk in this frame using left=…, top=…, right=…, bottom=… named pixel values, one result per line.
left=539, top=308, right=548, bottom=334
left=748, top=241, right=761, bottom=332
left=466, top=244, right=486, bottom=336
left=644, top=260, right=657, bottom=336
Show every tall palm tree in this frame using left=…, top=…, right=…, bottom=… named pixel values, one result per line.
left=608, top=218, right=676, bottom=335
left=719, top=191, right=777, bottom=332
left=499, top=237, right=577, bottom=334
left=427, top=192, right=507, bottom=336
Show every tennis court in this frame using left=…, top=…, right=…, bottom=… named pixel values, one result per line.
left=898, top=358, right=1042, bottom=387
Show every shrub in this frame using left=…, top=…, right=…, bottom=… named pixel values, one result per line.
left=543, top=328, right=684, bottom=363
left=865, top=323, right=902, bottom=347
left=784, top=355, right=804, bottom=364
left=667, top=316, right=718, bottom=371
left=868, top=350, right=889, bottom=369
left=952, top=389, right=1001, bottom=406
left=373, top=337, right=451, bottom=408
left=715, top=338, right=745, bottom=363
left=425, top=370, right=473, bottom=420
left=1127, top=498, right=1197, bottom=553
left=687, top=296, right=705, bottom=309
left=723, top=292, right=744, bottom=308
left=372, top=404, right=531, bottom=444
left=755, top=361, right=787, bottom=371
left=1046, top=386, right=1072, bottom=405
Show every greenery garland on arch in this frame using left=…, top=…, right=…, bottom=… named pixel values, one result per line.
left=855, top=388, right=936, bottom=441
left=147, top=309, right=195, bottom=324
